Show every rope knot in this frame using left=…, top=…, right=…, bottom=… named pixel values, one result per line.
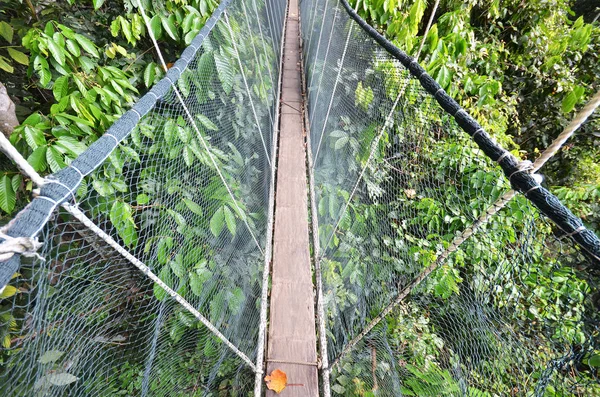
left=0, top=232, right=44, bottom=262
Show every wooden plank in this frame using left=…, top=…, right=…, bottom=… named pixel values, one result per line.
left=266, top=0, right=319, bottom=395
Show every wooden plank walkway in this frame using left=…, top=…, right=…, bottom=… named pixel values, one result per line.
left=266, top=0, right=319, bottom=395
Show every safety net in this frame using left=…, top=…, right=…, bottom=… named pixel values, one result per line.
left=1, top=0, right=600, bottom=396
left=301, top=0, right=600, bottom=396
left=0, top=0, right=285, bottom=395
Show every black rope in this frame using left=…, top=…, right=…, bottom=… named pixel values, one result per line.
left=339, top=0, right=600, bottom=265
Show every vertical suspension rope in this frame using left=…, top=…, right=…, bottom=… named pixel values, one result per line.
left=240, top=0, right=274, bottom=129
left=308, top=0, right=340, bottom=130
left=251, top=0, right=278, bottom=121
left=414, top=0, right=440, bottom=61
left=134, top=0, right=265, bottom=256
left=223, top=12, right=273, bottom=167
left=306, top=0, right=334, bottom=94
left=312, top=1, right=360, bottom=164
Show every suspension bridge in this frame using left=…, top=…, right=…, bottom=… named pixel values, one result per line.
left=0, top=0, right=599, bottom=396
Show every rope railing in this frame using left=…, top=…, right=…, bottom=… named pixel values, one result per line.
left=338, top=0, right=600, bottom=265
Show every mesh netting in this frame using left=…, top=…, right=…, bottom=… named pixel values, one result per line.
left=0, top=0, right=285, bottom=395
left=301, top=0, right=600, bottom=396
left=2, top=0, right=600, bottom=395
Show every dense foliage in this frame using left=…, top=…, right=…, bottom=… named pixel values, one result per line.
left=0, top=0, right=219, bottom=216
left=1, top=0, right=279, bottom=395
left=311, top=0, right=600, bottom=395
left=0, top=0, right=599, bottom=395
left=352, top=0, right=600, bottom=231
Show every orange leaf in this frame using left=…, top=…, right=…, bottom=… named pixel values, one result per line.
left=264, top=369, right=287, bottom=393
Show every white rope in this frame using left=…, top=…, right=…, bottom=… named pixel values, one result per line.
left=300, top=12, right=333, bottom=397
left=134, top=0, right=265, bottom=257
left=64, top=203, right=256, bottom=370
left=307, top=0, right=334, bottom=97
left=304, top=0, right=323, bottom=58
left=308, top=0, right=340, bottom=130
left=251, top=0, right=277, bottom=118
left=532, top=89, right=600, bottom=171
left=321, top=79, right=409, bottom=253
left=0, top=134, right=45, bottom=187
left=414, top=0, right=440, bottom=61
left=253, top=0, right=289, bottom=394
left=0, top=231, right=43, bottom=262
left=223, top=12, right=272, bottom=168
left=241, top=0, right=274, bottom=129
left=329, top=87, right=600, bottom=369
left=312, top=1, right=360, bottom=164
left=306, top=100, right=333, bottom=397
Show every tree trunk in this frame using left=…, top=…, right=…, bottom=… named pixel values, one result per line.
left=0, top=82, right=19, bottom=138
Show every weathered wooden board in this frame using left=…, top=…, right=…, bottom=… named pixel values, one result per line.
left=265, top=0, right=319, bottom=395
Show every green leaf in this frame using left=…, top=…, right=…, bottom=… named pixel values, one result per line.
left=157, top=237, right=173, bottom=265
left=110, top=201, right=138, bottom=247
left=214, top=52, right=233, bottom=94
left=27, top=146, right=48, bottom=171
left=7, top=48, right=28, bottom=65
left=210, top=207, right=225, bottom=237
left=183, top=198, right=203, bottom=216
left=120, top=16, right=133, bottom=43
left=78, top=56, right=95, bottom=73
left=0, top=285, right=17, bottom=299
left=196, top=114, right=218, bottom=131
left=334, top=136, right=349, bottom=150
left=34, top=56, right=51, bottom=87
left=150, top=15, right=163, bottom=39
left=189, top=272, right=203, bottom=296
left=224, top=205, right=236, bottom=235
left=435, top=65, right=452, bottom=90
left=164, top=119, right=177, bottom=144
left=589, top=354, right=600, bottom=368
left=0, top=21, right=14, bottom=43
left=38, top=350, right=64, bottom=364
left=53, top=76, right=69, bottom=101
left=137, top=193, right=149, bottom=205
left=0, top=56, right=13, bottom=73
left=561, top=86, right=585, bottom=113
left=46, top=39, right=65, bottom=66
left=154, top=266, right=172, bottom=301
left=47, top=373, right=78, bottom=386
left=170, top=259, right=186, bottom=279
left=161, top=15, right=178, bottom=41
left=11, top=175, right=22, bottom=193
left=228, top=287, right=244, bottom=314
left=144, top=62, right=156, bottom=88
left=92, top=0, right=106, bottom=10
left=23, top=125, right=46, bottom=149
left=0, top=175, right=16, bottom=214
left=74, top=34, right=99, bottom=58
